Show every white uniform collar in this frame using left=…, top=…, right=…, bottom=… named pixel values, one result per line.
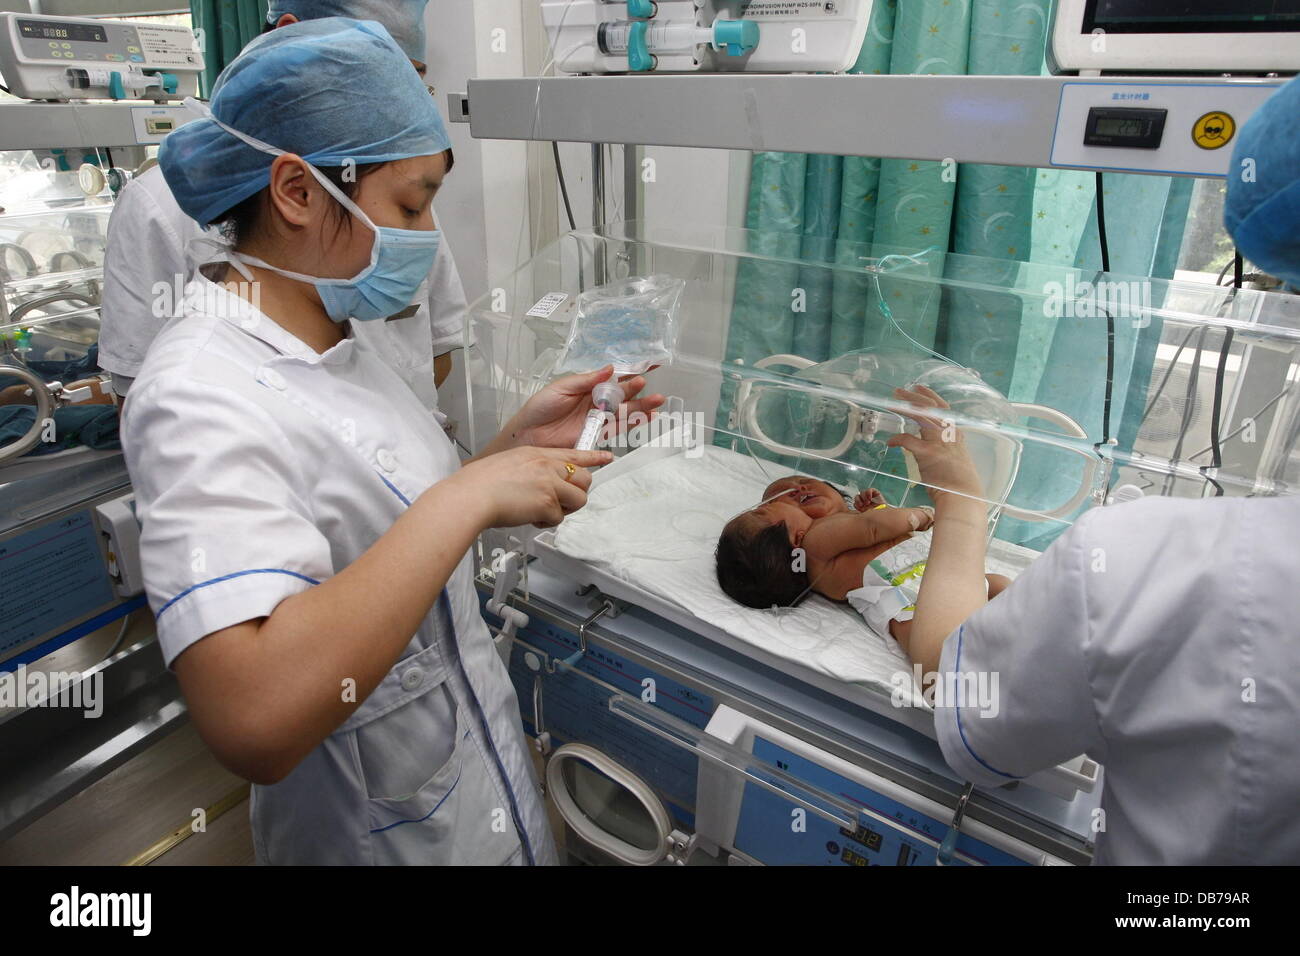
left=187, top=272, right=357, bottom=365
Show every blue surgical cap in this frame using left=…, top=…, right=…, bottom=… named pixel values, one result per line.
left=1225, top=75, right=1300, bottom=288
left=159, top=18, right=450, bottom=228
left=266, top=0, right=428, bottom=61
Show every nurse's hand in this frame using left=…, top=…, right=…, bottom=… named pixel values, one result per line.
left=453, top=445, right=611, bottom=529
left=886, top=385, right=983, bottom=503
left=508, top=365, right=666, bottom=449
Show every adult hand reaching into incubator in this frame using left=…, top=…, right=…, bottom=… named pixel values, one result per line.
left=492, top=365, right=666, bottom=452
left=885, top=384, right=991, bottom=676
left=885, top=385, right=983, bottom=503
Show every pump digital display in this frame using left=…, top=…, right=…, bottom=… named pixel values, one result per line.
left=1084, top=107, right=1168, bottom=148
left=18, top=19, right=109, bottom=43
left=1096, top=117, right=1145, bottom=137
left=1084, top=1, right=1300, bottom=34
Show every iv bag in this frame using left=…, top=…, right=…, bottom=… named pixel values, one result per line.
left=554, top=274, right=686, bottom=375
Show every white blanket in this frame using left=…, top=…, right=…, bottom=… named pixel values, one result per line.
left=552, top=444, right=1036, bottom=698
left=553, top=445, right=925, bottom=695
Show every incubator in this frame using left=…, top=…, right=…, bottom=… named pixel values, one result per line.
left=0, top=157, right=116, bottom=472
left=0, top=144, right=136, bottom=683
left=466, top=221, right=1300, bottom=865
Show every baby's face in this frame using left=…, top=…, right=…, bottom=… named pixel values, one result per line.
left=746, top=495, right=814, bottom=547
left=761, top=476, right=850, bottom=520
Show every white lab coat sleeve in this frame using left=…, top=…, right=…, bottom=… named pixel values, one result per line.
left=427, top=236, right=468, bottom=356
left=122, top=373, right=335, bottom=668
left=933, top=513, right=1103, bottom=788
left=97, top=176, right=190, bottom=379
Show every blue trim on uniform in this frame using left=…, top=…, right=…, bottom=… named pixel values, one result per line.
left=157, top=568, right=320, bottom=617
left=369, top=470, right=539, bottom=862
left=437, top=588, right=538, bottom=865
left=368, top=763, right=464, bottom=833
left=951, top=624, right=1022, bottom=780
left=378, top=473, right=411, bottom=506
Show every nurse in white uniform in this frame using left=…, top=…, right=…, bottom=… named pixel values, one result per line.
left=889, top=78, right=1300, bottom=865
left=121, top=18, right=661, bottom=865
left=98, top=0, right=463, bottom=406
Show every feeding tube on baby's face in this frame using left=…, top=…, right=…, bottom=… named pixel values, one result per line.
left=575, top=381, right=624, bottom=452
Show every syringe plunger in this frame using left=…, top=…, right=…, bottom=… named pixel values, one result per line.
left=575, top=381, right=624, bottom=451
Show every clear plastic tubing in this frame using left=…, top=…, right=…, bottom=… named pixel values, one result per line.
left=575, top=381, right=625, bottom=452
left=597, top=19, right=713, bottom=56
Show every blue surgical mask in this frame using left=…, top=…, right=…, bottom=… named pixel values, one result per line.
left=185, top=98, right=441, bottom=323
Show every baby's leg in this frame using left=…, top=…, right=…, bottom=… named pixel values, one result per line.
left=888, top=617, right=912, bottom=654
left=986, top=573, right=1012, bottom=599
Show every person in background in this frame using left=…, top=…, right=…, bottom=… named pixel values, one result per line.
left=98, top=0, right=464, bottom=410
left=888, top=76, right=1300, bottom=865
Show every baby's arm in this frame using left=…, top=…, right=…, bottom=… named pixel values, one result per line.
left=801, top=508, right=931, bottom=602
left=809, top=544, right=909, bottom=601
left=802, top=507, right=932, bottom=560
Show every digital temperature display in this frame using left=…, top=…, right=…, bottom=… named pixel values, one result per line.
left=1084, top=107, right=1168, bottom=149
left=18, top=19, right=108, bottom=44
left=1095, top=117, right=1145, bottom=137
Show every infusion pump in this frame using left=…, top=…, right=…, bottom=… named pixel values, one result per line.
left=0, top=12, right=203, bottom=102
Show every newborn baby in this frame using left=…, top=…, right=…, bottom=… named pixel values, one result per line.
left=715, top=475, right=1009, bottom=648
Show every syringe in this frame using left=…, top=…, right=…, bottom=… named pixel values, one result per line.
left=575, top=381, right=624, bottom=452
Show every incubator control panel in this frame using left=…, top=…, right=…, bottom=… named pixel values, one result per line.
left=0, top=13, right=203, bottom=101
left=697, top=706, right=1077, bottom=866
left=732, top=737, right=1032, bottom=866
left=1051, top=80, right=1284, bottom=178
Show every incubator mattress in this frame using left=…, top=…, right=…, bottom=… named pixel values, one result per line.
left=551, top=444, right=1030, bottom=700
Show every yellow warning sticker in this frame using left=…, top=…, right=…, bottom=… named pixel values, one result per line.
left=1192, top=111, right=1236, bottom=150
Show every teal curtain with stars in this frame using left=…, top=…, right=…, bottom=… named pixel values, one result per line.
left=722, top=0, right=1193, bottom=547
left=191, top=0, right=269, bottom=96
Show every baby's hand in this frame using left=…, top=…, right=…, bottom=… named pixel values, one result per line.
left=853, top=488, right=887, bottom=511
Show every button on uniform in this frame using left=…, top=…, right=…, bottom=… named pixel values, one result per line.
left=401, top=666, right=424, bottom=691
left=377, top=448, right=397, bottom=472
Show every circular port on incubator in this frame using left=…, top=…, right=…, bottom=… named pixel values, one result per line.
left=545, top=743, right=672, bottom=866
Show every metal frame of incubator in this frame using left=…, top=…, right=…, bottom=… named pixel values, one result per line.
left=456, top=55, right=1298, bottom=865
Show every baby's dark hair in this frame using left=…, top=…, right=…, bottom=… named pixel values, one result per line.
left=716, top=515, right=809, bottom=610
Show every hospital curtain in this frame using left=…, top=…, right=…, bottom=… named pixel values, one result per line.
left=191, top=0, right=269, bottom=95
left=722, top=0, right=1194, bottom=547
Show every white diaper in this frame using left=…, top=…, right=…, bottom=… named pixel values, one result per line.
left=845, top=529, right=988, bottom=639
left=846, top=562, right=924, bottom=639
